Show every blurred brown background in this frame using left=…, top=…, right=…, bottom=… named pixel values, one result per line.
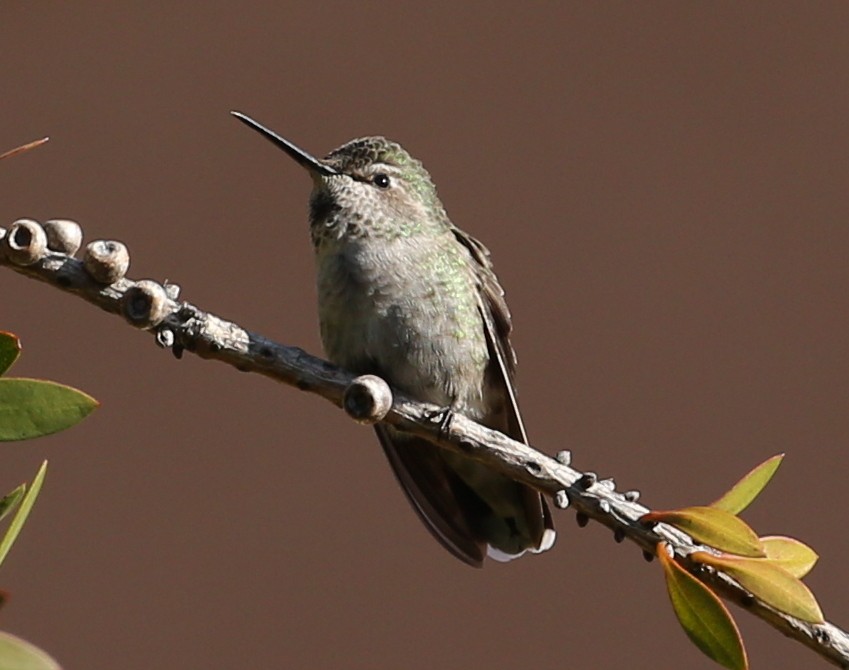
left=2, top=3, right=848, bottom=669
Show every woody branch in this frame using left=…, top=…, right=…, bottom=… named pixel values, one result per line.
left=2, top=217, right=848, bottom=667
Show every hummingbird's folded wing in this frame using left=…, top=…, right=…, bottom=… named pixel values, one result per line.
left=373, top=228, right=555, bottom=566
left=374, top=425, right=486, bottom=567
left=451, top=228, right=556, bottom=554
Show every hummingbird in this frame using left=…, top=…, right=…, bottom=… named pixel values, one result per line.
left=232, top=111, right=555, bottom=567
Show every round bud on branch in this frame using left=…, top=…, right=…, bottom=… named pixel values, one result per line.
left=122, top=280, right=171, bottom=328
left=343, top=375, right=393, bottom=424
left=44, top=219, right=83, bottom=255
left=83, top=240, right=130, bottom=284
left=2, top=219, right=47, bottom=266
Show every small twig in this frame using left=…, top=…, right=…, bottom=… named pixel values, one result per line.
left=0, top=137, right=49, bottom=161
left=2, top=219, right=847, bottom=667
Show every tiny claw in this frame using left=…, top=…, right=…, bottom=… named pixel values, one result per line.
left=425, top=406, right=455, bottom=440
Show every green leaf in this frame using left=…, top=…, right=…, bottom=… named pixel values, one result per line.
left=712, top=454, right=784, bottom=514
left=0, top=485, right=25, bottom=523
left=0, top=378, right=98, bottom=441
left=658, top=545, right=748, bottom=670
left=0, top=461, right=47, bottom=569
left=692, top=551, right=824, bottom=623
left=642, top=506, right=764, bottom=557
left=0, top=333, right=21, bottom=377
left=0, top=631, right=60, bottom=670
left=761, top=536, right=819, bottom=579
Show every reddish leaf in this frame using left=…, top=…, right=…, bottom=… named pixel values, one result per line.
left=642, top=506, right=764, bottom=557
left=658, top=545, right=748, bottom=670
left=761, top=536, right=818, bottom=579
left=692, top=551, right=824, bottom=623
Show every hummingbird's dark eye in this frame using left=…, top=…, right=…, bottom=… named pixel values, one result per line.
left=373, top=173, right=391, bottom=189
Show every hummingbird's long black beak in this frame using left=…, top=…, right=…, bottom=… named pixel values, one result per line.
left=230, top=111, right=338, bottom=176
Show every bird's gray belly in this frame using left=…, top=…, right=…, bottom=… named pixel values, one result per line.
left=316, top=250, right=489, bottom=415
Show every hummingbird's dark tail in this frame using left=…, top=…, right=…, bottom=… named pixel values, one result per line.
left=375, top=425, right=555, bottom=566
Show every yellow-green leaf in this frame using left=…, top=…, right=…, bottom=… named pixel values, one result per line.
left=761, top=536, right=819, bottom=579
left=712, top=454, right=784, bottom=514
left=0, top=378, right=98, bottom=441
left=691, top=551, right=824, bottom=623
left=0, top=461, right=47, bottom=569
left=0, top=485, right=25, bottom=523
left=642, top=506, right=764, bottom=557
left=0, top=333, right=21, bottom=377
left=0, top=630, right=60, bottom=670
left=658, top=544, right=747, bottom=670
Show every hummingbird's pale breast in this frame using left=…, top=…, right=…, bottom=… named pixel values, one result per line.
left=315, top=230, right=491, bottom=418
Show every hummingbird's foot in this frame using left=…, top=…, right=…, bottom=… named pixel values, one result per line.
left=424, top=406, right=456, bottom=441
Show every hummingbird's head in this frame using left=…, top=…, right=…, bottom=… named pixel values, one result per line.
left=232, top=112, right=449, bottom=248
